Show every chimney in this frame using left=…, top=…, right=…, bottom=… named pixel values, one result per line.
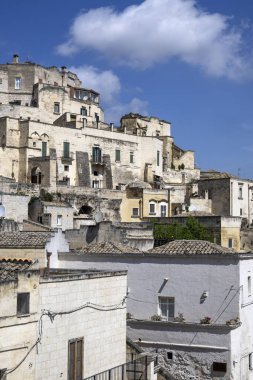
left=13, top=54, right=19, bottom=64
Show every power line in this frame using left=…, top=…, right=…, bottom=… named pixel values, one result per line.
left=6, top=297, right=127, bottom=375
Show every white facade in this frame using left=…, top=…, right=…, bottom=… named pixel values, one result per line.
left=0, top=263, right=127, bottom=380
left=58, top=248, right=253, bottom=380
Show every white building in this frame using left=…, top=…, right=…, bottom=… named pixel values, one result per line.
left=58, top=240, right=253, bottom=380
left=0, top=258, right=128, bottom=380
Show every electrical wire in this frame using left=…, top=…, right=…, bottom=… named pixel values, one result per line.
left=6, top=296, right=127, bottom=374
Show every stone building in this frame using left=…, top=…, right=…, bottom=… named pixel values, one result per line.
left=198, top=171, right=253, bottom=224
left=0, top=258, right=129, bottom=380
left=0, top=55, right=198, bottom=191
left=58, top=240, right=253, bottom=380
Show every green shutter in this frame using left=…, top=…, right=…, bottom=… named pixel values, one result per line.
left=115, top=149, right=121, bottom=162
left=63, top=142, right=70, bottom=158
left=42, top=141, right=47, bottom=157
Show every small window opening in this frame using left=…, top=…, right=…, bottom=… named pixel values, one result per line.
left=17, top=293, right=30, bottom=315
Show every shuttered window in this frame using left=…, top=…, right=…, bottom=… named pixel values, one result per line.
left=68, top=338, right=83, bottom=380
left=42, top=141, right=47, bottom=157
left=92, top=147, right=102, bottom=163
left=115, top=149, right=121, bottom=162
left=63, top=142, right=70, bottom=158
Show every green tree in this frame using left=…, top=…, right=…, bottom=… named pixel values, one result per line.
left=154, top=217, right=213, bottom=242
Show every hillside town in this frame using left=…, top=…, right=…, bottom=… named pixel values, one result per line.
left=1, top=55, right=253, bottom=380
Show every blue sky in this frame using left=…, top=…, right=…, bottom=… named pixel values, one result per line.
left=1, top=0, right=253, bottom=178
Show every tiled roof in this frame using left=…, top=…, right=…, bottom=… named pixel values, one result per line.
left=0, top=258, right=34, bottom=282
left=72, top=242, right=142, bottom=255
left=149, top=240, right=235, bottom=255
left=0, top=232, right=50, bottom=248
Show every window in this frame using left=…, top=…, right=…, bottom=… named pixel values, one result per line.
left=92, top=180, right=100, bottom=188
left=167, top=352, right=173, bottom=360
left=57, top=215, right=62, bottom=226
left=15, top=77, right=21, bottom=89
left=92, top=147, right=102, bottom=163
left=149, top=202, right=156, bottom=215
left=132, top=208, right=139, bottom=218
left=158, top=297, right=175, bottom=320
left=54, top=102, right=60, bottom=114
left=115, top=149, right=121, bottom=162
left=80, top=107, right=87, bottom=116
left=95, top=113, right=99, bottom=122
left=68, top=338, right=83, bottom=380
left=157, top=151, right=160, bottom=166
left=17, top=293, right=30, bottom=315
left=93, top=171, right=98, bottom=176
left=160, top=204, right=167, bottom=217
left=212, top=362, right=227, bottom=373
left=63, top=142, right=70, bottom=158
left=42, top=141, right=47, bottom=157
left=249, top=353, right=253, bottom=370
left=239, top=186, right=243, bottom=199
left=33, top=141, right=36, bottom=148
left=64, top=165, right=69, bottom=172
left=248, top=276, right=251, bottom=296
left=130, top=151, right=134, bottom=164
left=228, top=238, right=233, bottom=248
left=240, top=208, right=243, bottom=216
left=0, top=78, right=2, bottom=85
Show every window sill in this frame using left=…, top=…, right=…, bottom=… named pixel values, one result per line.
left=149, top=212, right=156, bottom=215
left=131, top=215, right=140, bottom=218
left=17, top=313, right=30, bottom=318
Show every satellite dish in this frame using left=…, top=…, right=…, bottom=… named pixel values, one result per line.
left=0, top=203, right=6, bottom=218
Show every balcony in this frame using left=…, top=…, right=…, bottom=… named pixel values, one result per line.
left=61, top=151, right=74, bottom=164
left=90, top=155, right=104, bottom=166
left=83, top=355, right=153, bottom=380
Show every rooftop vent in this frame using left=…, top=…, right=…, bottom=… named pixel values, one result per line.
left=13, top=54, right=19, bottom=64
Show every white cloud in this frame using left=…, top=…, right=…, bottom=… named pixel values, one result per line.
left=70, top=65, right=121, bottom=104
left=57, top=0, right=251, bottom=79
left=106, top=97, right=149, bottom=124
left=70, top=65, right=148, bottom=124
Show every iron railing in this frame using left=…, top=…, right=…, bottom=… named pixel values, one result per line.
left=83, top=355, right=148, bottom=380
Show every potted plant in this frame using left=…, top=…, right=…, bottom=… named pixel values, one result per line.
left=151, top=314, right=162, bottom=321
left=200, top=316, right=212, bottom=324
left=173, top=313, right=185, bottom=323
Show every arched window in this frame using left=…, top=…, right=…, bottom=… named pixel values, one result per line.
left=31, top=167, right=42, bottom=184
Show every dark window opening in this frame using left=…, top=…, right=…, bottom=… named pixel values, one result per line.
left=93, top=171, right=98, bottom=176
left=212, top=362, right=227, bottom=373
left=80, top=107, right=87, bottom=116
left=115, top=149, right=121, bottom=162
left=54, top=102, right=60, bottom=114
left=167, top=352, right=173, bottom=360
left=64, top=165, right=69, bottom=172
left=78, top=205, right=93, bottom=215
left=31, top=167, right=42, bottom=184
left=17, top=293, right=30, bottom=315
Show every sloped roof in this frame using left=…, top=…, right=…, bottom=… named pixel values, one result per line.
left=0, top=232, right=50, bottom=248
left=72, top=242, right=142, bottom=255
left=149, top=240, right=235, bottom=255
left=0, top=258, right=34, bottom=282
left=126, top=180, right=152, bottom=189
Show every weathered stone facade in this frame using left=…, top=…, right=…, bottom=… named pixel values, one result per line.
left=0, top=56, right=198, bottom=191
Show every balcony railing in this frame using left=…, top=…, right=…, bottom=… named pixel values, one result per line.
left=83, top=355, right=149, bottom=380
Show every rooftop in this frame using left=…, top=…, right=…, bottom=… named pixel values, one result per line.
left=0, top=258, right=34, bottom=282
left=0, top=232, right=50, bottom=248
left=149, top=240, right=235, bottom=255
left=71, top=242, right=142, bottom=255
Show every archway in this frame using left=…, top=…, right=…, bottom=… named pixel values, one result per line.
left=31, top=167, right=42, bottom=184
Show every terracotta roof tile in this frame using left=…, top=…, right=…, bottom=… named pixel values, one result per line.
left=73, top=242, right=141, bottom=255
left=0, top=232, right=50, bottom=248
left=0, top=258, right=34, bottom=282
left=149, top=240, right=235, bottom=255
